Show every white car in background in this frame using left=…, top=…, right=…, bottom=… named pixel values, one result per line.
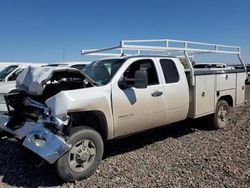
left=45, top=61, right=90, bottom=69
left=0, top=64, right=27, bottom=82
left=0, top=63, right=14, bottom=71
left=0, top=81, right=17, bottom=112
left=0, top=64, right=44, bottom=113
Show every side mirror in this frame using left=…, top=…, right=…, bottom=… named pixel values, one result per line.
left=118, top=79, right=129, bottom=90
left=118, top=70, right=148, bottom=90
left=134, top=70, right=148, bottom=89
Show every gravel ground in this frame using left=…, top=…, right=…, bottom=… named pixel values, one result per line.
left=0, top=86, right=249, bottom=188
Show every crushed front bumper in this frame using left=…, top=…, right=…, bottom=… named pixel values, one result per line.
left=0, top=115, right=71, bottom=164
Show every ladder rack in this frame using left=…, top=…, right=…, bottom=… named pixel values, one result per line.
left=81, top=38, right=246, bottom=86
left=81, top=39, right=242, bottom=55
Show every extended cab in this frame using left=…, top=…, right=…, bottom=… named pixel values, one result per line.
left=0, top=39, right=246, bottom=182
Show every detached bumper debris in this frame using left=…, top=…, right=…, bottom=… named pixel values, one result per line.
left=0, top=115, right=71, bottom=164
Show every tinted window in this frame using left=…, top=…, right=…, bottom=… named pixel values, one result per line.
left=123, top=59, right=159, bottom=85
left=160, top=59, right=179, bottom=83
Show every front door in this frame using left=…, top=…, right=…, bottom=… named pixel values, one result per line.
left=112, top=59, right=165, bottom=137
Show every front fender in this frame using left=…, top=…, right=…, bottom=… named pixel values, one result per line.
left=49, top=85, right=114, bottom=139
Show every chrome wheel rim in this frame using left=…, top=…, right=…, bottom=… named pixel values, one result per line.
left=217, top=106, right=228, bottom=127
left=68, top=139, right=96, bottom=172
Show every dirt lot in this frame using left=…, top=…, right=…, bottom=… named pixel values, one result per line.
left=0, top=86, right=249, bottom=188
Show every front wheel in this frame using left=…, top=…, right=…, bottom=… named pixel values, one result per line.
left=56, top=126, right=104, bottom=182
left=211, top=100, right=230, bottom=129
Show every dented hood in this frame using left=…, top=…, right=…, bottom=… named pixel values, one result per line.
left=16, top=66, right=86, bottom=96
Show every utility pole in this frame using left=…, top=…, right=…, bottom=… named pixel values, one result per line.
left=63, top=48, right=65, bottom=62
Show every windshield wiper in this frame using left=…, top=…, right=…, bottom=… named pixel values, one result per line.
left=91, top=80, right=102, bottom=86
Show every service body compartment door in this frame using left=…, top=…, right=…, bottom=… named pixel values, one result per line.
left=236, top=72, right=246, bottom=105
left=195, top=75, right=215, bottom=116
left=216, top=73, right=236, bottom=90
left=158, top=58, right=189, bottom=124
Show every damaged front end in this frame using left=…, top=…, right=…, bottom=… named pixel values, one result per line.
left=0, top=66, right=94, bottom=163
left=1, top=91, right=71, bottom=164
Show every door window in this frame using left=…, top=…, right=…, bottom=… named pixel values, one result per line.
left=160, top=59, right=179, bottom=83
left=122, top=59, right=159, bottom=86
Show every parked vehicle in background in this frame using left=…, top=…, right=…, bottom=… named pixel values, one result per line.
left=0, top=63, right=14, bottom=71
left=45, top=61, right=90, bottom=69
left=0, top=63, right=44, bottom=113
left=0, top=63, right=45, bottom=82
left=193, top=63, right=228, bottom=69
left=0, top=81, right=16, bottom=113
left=0, top=64, right=24, bottom=82
left=0, top=39, right=246, bottom=182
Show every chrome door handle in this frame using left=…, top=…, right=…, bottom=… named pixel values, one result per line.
left=151, top=91, right=163, bottom=97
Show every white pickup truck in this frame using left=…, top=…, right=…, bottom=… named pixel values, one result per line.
left=0, top=39, right=246, bottom=182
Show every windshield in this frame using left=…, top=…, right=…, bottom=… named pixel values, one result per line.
left=0, top=65, right=18, bottom=81
left=82, top=59, right=125, bottom=85
left=71, top=64, right=87, bottom=70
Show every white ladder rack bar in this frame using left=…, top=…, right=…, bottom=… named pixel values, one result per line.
left=82, top=39, right=241, bottom=55
left=82, top=46, right=120, bottom=56
left=82, top=49, right=194, bottom=57
left=82, top=48, right=134, bottom=57
left=121, top=39, right=241, bottom=54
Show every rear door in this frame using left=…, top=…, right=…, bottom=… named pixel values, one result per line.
left=157, top=58, right=189, bottom=123
left=111, top=58, right=166, bottom=137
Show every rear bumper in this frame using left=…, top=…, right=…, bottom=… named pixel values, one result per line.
left=0, top=115, right=71, bottom=164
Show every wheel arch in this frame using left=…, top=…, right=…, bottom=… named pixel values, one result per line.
left=218, top=95, right=233, bottom=107
left=68, top=110, right=108, bottom=141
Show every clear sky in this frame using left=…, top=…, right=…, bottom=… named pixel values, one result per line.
left=0, top=0, right=249, bottom=63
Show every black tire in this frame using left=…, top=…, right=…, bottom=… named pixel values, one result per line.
left=211, top=100, right=230, bottom=129
left=56, top=126, right=104, bottom=182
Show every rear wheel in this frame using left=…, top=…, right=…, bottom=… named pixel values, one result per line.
left=56, top=126, right=104, bottom=182
left=212, top=100, right=230, bottom=129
